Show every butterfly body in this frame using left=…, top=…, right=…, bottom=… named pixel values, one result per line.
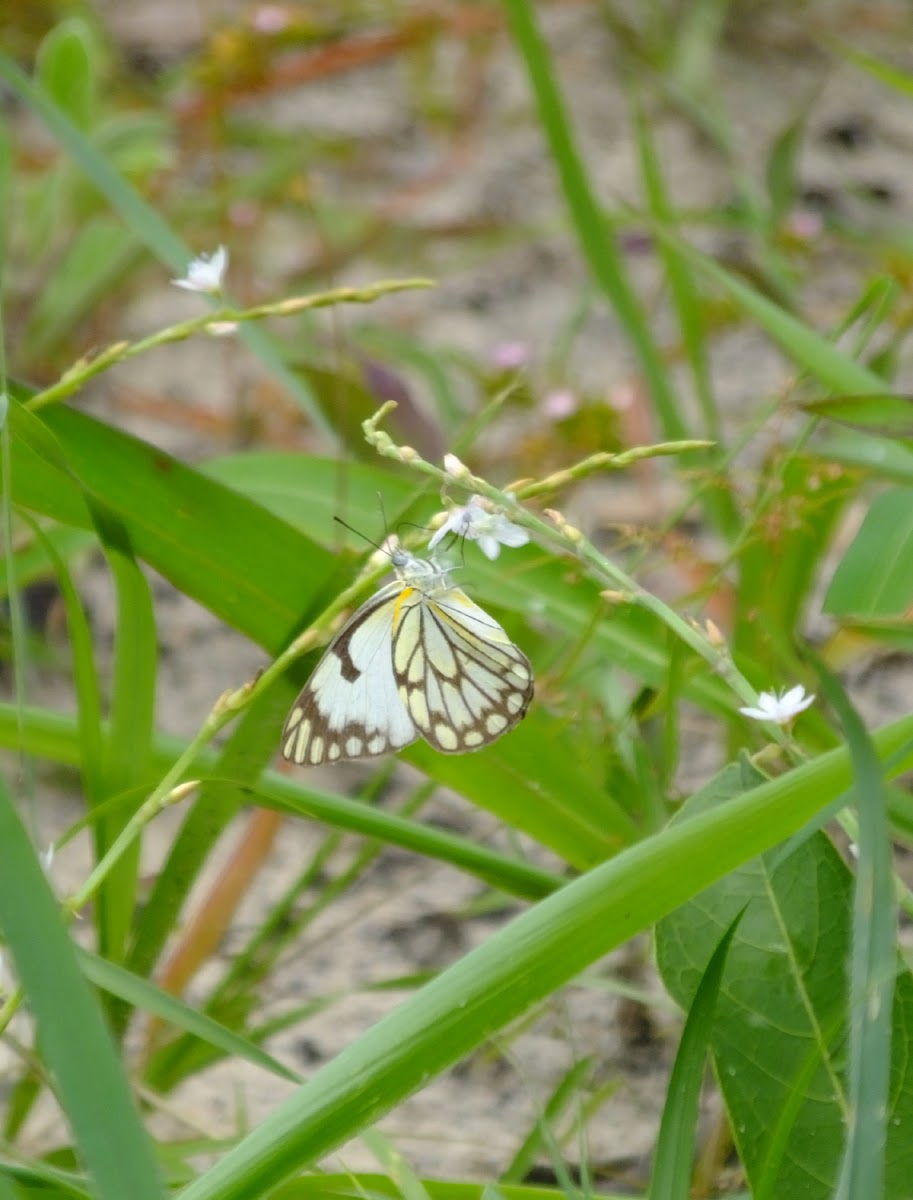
left=282, top=549, right=533, bottom=765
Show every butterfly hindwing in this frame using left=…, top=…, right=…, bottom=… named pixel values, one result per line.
left=282, top=586, right=418, bottom=766
left=392, top=584, right=534, bottom=754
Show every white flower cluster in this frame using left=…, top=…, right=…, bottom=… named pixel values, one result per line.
left=429, top=494, right=529, bottom=561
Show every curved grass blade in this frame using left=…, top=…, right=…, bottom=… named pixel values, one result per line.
left=501, top=0, right=687, bottom=442
left=649, top=912, right=743, bottom=1200
left=819, top=666, right=896, bottom=1200
left=0, top=703, right=562, bottom=901
left=176, top=726, right=913, bottom=1200
left=75, top=948, right=299, bottom=1085
left=0, top=774, right=165, bottom=1200
left=89, top=502, right=156, bottom=968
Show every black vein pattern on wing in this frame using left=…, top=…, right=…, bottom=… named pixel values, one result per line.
left=392, top=590, right=533, bottom=753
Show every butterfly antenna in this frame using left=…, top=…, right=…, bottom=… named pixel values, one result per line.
left=333, top=515, right=385, bottom=554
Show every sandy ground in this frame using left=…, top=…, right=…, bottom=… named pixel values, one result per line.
left=11, top=0, right=913, bottom=1184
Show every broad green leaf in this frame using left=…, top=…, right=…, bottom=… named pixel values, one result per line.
left=408, top=711, right=635, bottom=864
left=656, top=763, right=913, bottom=1200
left=0, top=773, right=166, bottom=1200
left=5, top=397, right=338, bottom=652
left=824, top=488, right=913, bottom=618
left=816, top=431, right=913, bottom=484
left=200, top=453, right=419, bottom=546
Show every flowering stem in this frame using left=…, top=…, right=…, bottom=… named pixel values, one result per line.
left=363, top=402, right=773, bottom=722
left=26, top=279, right=434, bottom=413
left=510, top=441, right=714, bottom=500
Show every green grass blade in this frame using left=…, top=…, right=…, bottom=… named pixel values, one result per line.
left=823, top=488, right=913, bottom=618
left=821, top=667, right=896, bottom=1200
left=834, top=42, right=913, bottom=101
left=0, top=703, right=562, bottom=901
left=501, top=0, right=687, bottom=440
left=628, top=87, right=739, bottom=540
left=649, top=913, right=742, bottom=1200
left=0, top=1158, right=93, bottom=1199
left=91, top=505, right=157, bottom=966
left=0, top=773, right=166, bottom=1200
left=75, top=948, right=300, bottom=1084
left=21, top=514, right=105, bottom=839
left=652, top=223, right=886, bottom=395
left=500, top=1058, right=592, bottom=1183
left=270, top=1177, right=578, bottom=1200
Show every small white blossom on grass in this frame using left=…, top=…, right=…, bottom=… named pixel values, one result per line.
left=172, top=246, right=229, bottom=294
left=429, top=495, right=529, bottom=560
left=739, top=685, right=815, bottom=725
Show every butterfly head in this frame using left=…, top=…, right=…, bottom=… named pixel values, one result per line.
left=390, top=547, right=453, bottom=593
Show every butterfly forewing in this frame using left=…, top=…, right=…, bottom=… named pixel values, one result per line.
left=392, top=584, right=534, bottom=754
left=282, top=586, right=418, bottom=766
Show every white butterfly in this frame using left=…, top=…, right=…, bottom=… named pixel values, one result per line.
left=281, top=547, right=534, bottom=765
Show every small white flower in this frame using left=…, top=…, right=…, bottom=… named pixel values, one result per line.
left=429, top=495, right=529, bottom=560
left=172, top=246, right=229, bottom=294
left=739, top=685, right=815, bottom=725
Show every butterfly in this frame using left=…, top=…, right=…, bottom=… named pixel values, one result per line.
left=281, top=547, right=534, bottom=765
